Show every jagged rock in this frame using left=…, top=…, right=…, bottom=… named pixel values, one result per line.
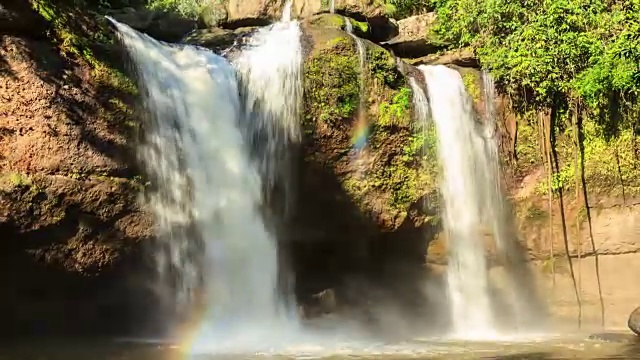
left=410, top=48, right=478, bottom=68
left=381, top=13, right=445, bottom=58
left=629, top=306, right=640, bottom=335
left=220, top=0, right=389, bottom=23
left=107, top=8, right=197, bottom=42
left=223, top=0, right=282, bottom=27
left=182, top=26, right=257, bottom=52
left=200, top=1, right=228, bottom=28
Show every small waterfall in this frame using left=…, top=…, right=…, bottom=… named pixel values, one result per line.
left=281, top=0, right=293, bottom=22
left=344, top=19, right=366, bottom=85
left=418, top=65, right=496, bottom=338
left=330, top=0, right=336, bottom=13
left=234, top=5, right=303, bottom=220
left=480, top=70, right=548, bottom=332
left=344, top=17, right=369, bottom=162
left=409, top=77, right=429, bottom=123
left=110, top=17, right=299, bottom=351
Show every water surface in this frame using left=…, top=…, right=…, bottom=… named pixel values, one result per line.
left=2, top=333, right=639, bottom=360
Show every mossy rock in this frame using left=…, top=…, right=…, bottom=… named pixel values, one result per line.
left=301, top=20, right=439, bottom=231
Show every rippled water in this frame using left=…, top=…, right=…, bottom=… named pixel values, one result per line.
left=2, top=334, right=638, bottom=360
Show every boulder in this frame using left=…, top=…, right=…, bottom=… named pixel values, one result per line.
left=199, top=1, right=228, bottom=28
left=224, top=0, right=283, bottom=27
left=182, top=26, right=257, bottom=52
left=214, top=0, right=390, bottom=26
left=629, top=306, right=640, bottom=335
left=107, top=8, right=197, bottom=42
left=381, top=13, right=447, bottom=58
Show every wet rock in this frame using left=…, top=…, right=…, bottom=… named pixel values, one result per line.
left=629, top=306, right=640, bottom=335
left=199, top=1, right=228, bottom=28
left=182, top=27, right=257, bottom=52
left=107, top=8, right=197, bottom=42
left=381, top=13, right=445, bottom=58
left=224, top=0, right=281, bottom=27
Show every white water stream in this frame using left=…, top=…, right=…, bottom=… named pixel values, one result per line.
left=109, top=3, right=302, bottom=350
left=416, top=65, right=546, bottom=338
left=419, top=65, right=497, bottom=338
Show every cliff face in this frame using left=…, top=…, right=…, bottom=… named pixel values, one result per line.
left=0, top=2, right=155, bottom=336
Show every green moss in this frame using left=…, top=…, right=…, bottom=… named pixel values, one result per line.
left=327, top=36, right=351, bottom=47
left=310, top=14, right=346, bottom=30
left=378, top=87, right=411, bottom=127
left=367, top=45, right=404, bottom=89
left=461, top=71, right=480, bottom=102
left=304, top=38, right=359, bottom=127
left=348, top=19, right=370, bottom=34
left=5, top=172, right=32, bottom=187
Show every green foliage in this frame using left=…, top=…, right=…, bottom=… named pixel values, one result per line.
left=433, top=0, right=640, bottom=197
left=367, top=45, right=404, bottom=89
left=432, top=0, right=640, bottom=113
left=147, top=0, right=208, bottom=19
left=304, top=38, right=359, bottom=126
left=378, top=87, right=412, bottom=127
left=7, top=173, right=32, bottom=187
left=349, top=19, right=370, bottom=34
left=31, top=0, right=136, bottom=93
left=461, top=71, right=480, bottom=101
left=515, top=113, right=541, bottom=170
left=382, top=0, right=431, bottom=18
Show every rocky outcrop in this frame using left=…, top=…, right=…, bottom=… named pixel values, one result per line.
left=182, top=26, right=257, bottom=52
left=381, top=13, right=446, bottom=58
left=410, top=48, right=478, bottom=67
left=629, top=306, right=640, bottom=335
left=290, top=16, right=439, bottom=310
left=107, top=7, right=198, bottom=42
left=220, top=0, right=389, bottom=24
left=0, top=6, right=153, bottom=335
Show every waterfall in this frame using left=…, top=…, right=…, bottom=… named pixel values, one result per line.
left=282, top=0, right=293, bottom=22
left=110, top=15, right=300, bottom=351
left=479, top=70, right=548, bottom=333
left=234, top=5, right=303, bottom=220
left=409, top=77, right=429, bottom=123
left=418, top=65, right=496, bottom=338
left=330, top=0, right=336, bottom=13
left=416, top=65, right=547, bottom=338
left=344, top=17, right=369, bottom=162
left=344, top=18, right=366, bottom=88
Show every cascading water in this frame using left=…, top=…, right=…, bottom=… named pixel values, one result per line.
left=109, top=7, right=301, bottom=351
left=344, top=17, right=370, bottom=173
left=330, top=0, right=336, bottom=13
left=409, top=77, right=429, bottom=123
left=233, top=0, right=303, bottom=220
left=479, top=70, right=548, bottom=332
left=416, top=65, right=546, bottom=338
left=418, top=65, right=497, bottom=338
